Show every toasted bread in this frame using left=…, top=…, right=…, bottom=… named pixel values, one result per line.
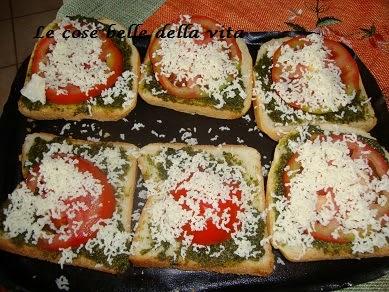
left=253, top=37, right=377, bottom=141
left=267, top=124, right=389, bottom=261
left=18, top=17, right=140, bottom=121
left=0, top=133, right=138, bottom=273
left=130, top=143, right=274, bottom=276
left=138, top=29, right=252, bottom=119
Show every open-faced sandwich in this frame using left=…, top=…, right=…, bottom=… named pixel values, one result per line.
left=253, top=34, right=377, bottom=140
left=139, top=15, right=252, bottom=119
left=130, top=143, right=274, bottom=276
left=267, top=125, right=389, bottom=261
left=0, top=133, right=138, bottom=273
left=19, top=16, right=140, bottom=121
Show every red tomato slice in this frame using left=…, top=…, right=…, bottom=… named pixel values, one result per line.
left=310, top=187, right=353, bottom=243
left=282, top=152, right=301, bottom=198
left=311, top=219, right=353, bottom=244
left=272, top=36, right=360, bottom=112
left=348, top=141, right=389, bottom=177
left=324, top=39, right=360, bottom=94
left=171, top=174, right=242, bottom=245
left=31, top=37, right=55, bottom=74
left=26, top=154, right=115, bottom=250
left=148, top=15, right=242, bottom=99
left=31, top=28, right=123, bottom=105
left=188, top=16, right=242, bottom=61
left=272, top=37, right=310, bottom=83
left=282, top=134, right=389, bottom=243
left=347, top=138, right=389, bottom=220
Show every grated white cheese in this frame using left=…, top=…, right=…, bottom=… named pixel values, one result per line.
left=130, top=147, right=265, bottom=261
left=242, top=114, right=251, bottom=122
left=276, top=257, right=285, bottom=265
left=219, top=126, right=230, bottom=131
left=60, top=123, right=71, bottom=135
left=272, top=129, right=389, bottom=257
left=179, top=129, right=198, bottom=145
left=152, top=15, right=246, bottom=109
left=236, top=137, right=244, bottom=144
left=272, top=34, right=354, bottom=113
left=3, top=138, right=134, bottom=268
left=39, top=18, right=113, bottom=95
left=55, top=275, right=70, bottom=291
left=253, top=35, right=364, bottom=126
left=151, top=130, right=165, bottom=138
left=20, top=74, right=46, bottom=104
left=131, top=122, right=145, bottom=131
left=93, top=70, right=135, bottom=108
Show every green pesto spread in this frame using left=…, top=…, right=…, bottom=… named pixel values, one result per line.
left=185, top=217, right=265, bottom=267
left=149, top=147, right=260, bottom=188
left=312, top=240, right=352, bottom=255
left=254, top=54, right=371, bottom=124
left=7, top=230, right=129, bottom=271
left=26, top=136, right=129, bottom=177
left=271, top=125, right=387, bottom=255
left=141, top=62, right=245, bottom=112
left=141, top=147, right=265, bottom=266
left=20, top=15, right=133, bottom=112
left=148, top=218, right=266, bottom=267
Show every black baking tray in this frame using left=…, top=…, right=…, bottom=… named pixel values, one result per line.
left=0, top=32, right=388, bottom=291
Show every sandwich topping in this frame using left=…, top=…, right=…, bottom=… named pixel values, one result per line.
left=22, top=17, right=135, bottom=109
left=272, top=127, right=389, bottom=257
left=272, top=34, right=357, bottom=113
left=130, top=147, right=266, bottom=264
left=254, top=34, right=369, bottom=125
left=24, top=154, right=115, bottom=251
left=2, top=137, right=133, bottom=269
left=146, top=15, right=246, bottom=110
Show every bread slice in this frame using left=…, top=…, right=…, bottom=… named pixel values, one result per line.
left=18, top=17, right=140, bottom=121
left=130, top=143, right=274, bottom=276
left=267, top=124, right=389, bottom=261
left=138, top=31, right=252, bottom=119
left=253, top=37, right=377, bottom=141
left=0, top=132, right=138, bottom=273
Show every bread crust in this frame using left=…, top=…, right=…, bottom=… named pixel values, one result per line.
left=138, top=30, right=252, bottom=119
left=130, top=143, right=274, bottom=276
left=0, top=132, right=139, bottom=273
left=266, top=124, right=389, bottom=261
left=252, top=37, right=377, bottom=141
left=18, top=18, right=140, bottom=121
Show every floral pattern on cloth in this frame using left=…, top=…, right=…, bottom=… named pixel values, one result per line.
left=141, top=0, right=389, bottom=106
